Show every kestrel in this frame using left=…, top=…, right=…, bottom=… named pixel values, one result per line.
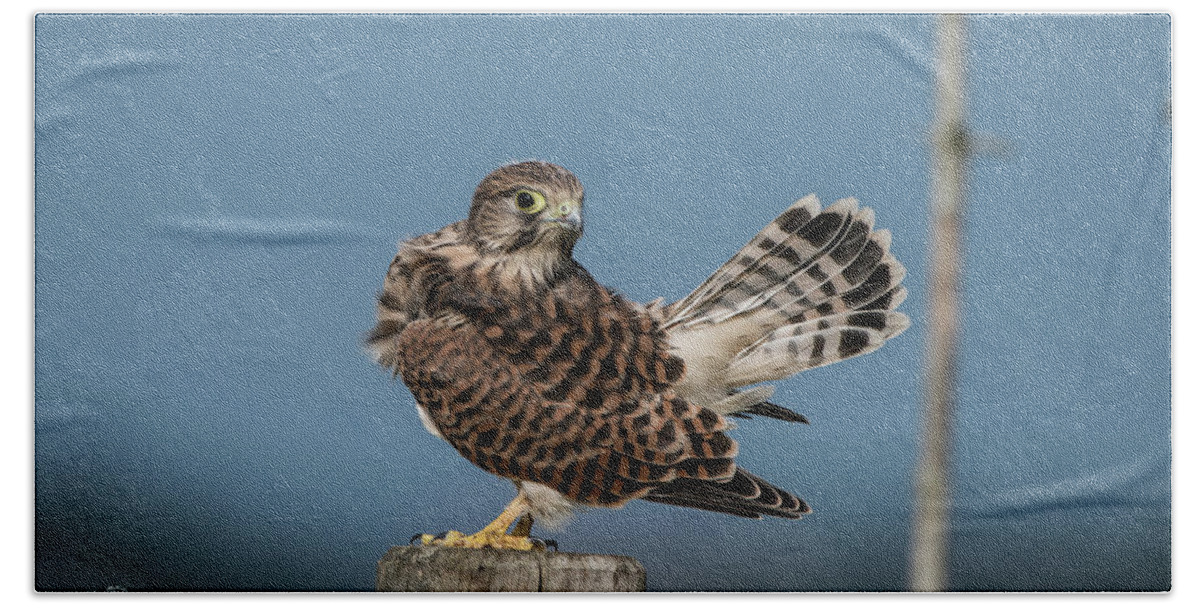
left=368, top=161, right=908, bottom=550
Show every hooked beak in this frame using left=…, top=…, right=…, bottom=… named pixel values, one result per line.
left=545, top=201, right=582, bottom=232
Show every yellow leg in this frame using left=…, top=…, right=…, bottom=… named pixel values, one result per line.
left=420, top=493, right=540, bottom=551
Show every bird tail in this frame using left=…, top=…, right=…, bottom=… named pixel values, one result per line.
left=663, top=195, right=909, bottom=416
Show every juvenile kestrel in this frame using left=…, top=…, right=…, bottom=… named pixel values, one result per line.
left=368, top=161, right=908, bottom=550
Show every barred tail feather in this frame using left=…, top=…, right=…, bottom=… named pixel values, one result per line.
left=666, top=195, right=824, bottom=328
left=690, top=203, right=878, bottom=328
left=726, top=311, right=910, bottom=386
left=664, top=194, right=909, bottom=415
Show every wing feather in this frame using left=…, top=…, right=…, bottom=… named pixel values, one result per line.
left=391, top=305, right=753, bottom=511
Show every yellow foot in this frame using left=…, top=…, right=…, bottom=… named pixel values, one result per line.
left=417, top=530, right=541, bottom=551
left=408, top=493, right=556, bottom=551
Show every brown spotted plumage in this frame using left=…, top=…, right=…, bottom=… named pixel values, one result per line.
left=369, top=161, right=907, bottom=547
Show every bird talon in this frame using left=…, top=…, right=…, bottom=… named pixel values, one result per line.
left=409, top=531, right=455, bottom=547
left=411, top=529, right=537, bottom=551
left=526, top=537, right=558, bottom=552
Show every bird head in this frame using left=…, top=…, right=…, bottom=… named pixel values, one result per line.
left=466, top=161, right=585, bottom=257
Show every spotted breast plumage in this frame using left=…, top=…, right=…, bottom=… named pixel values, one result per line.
left=368, top=161, right=908, bottom=550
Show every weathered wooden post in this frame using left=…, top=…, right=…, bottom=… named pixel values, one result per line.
left=376, top=546, right=646, bottom=592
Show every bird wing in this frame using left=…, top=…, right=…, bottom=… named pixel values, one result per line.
left=367, top=221, right=470, bottom=370
left=389, top=311, right=740, bottom=508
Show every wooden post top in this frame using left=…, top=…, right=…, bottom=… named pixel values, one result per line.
left=376, top=546, right=646, bottom=592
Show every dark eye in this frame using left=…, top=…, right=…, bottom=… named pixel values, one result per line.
left=513, top=189, right=546, bottom=214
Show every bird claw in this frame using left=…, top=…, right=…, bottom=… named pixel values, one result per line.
left=410, top=531, right=450, bottom=546
left=531, top=538, right=558, bottom=552
left=409, top=529, right=545, bottom=551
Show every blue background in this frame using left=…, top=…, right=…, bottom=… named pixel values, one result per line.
left=34, top=13, right=1170, bottom=591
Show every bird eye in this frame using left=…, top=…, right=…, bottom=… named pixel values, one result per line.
left=513, top=189, right=546, bottom=214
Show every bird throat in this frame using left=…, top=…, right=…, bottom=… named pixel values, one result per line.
left=480, top=244, right=575, bottom=294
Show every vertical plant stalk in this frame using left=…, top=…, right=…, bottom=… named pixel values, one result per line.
left=911, top=13, right=968, bottom=593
